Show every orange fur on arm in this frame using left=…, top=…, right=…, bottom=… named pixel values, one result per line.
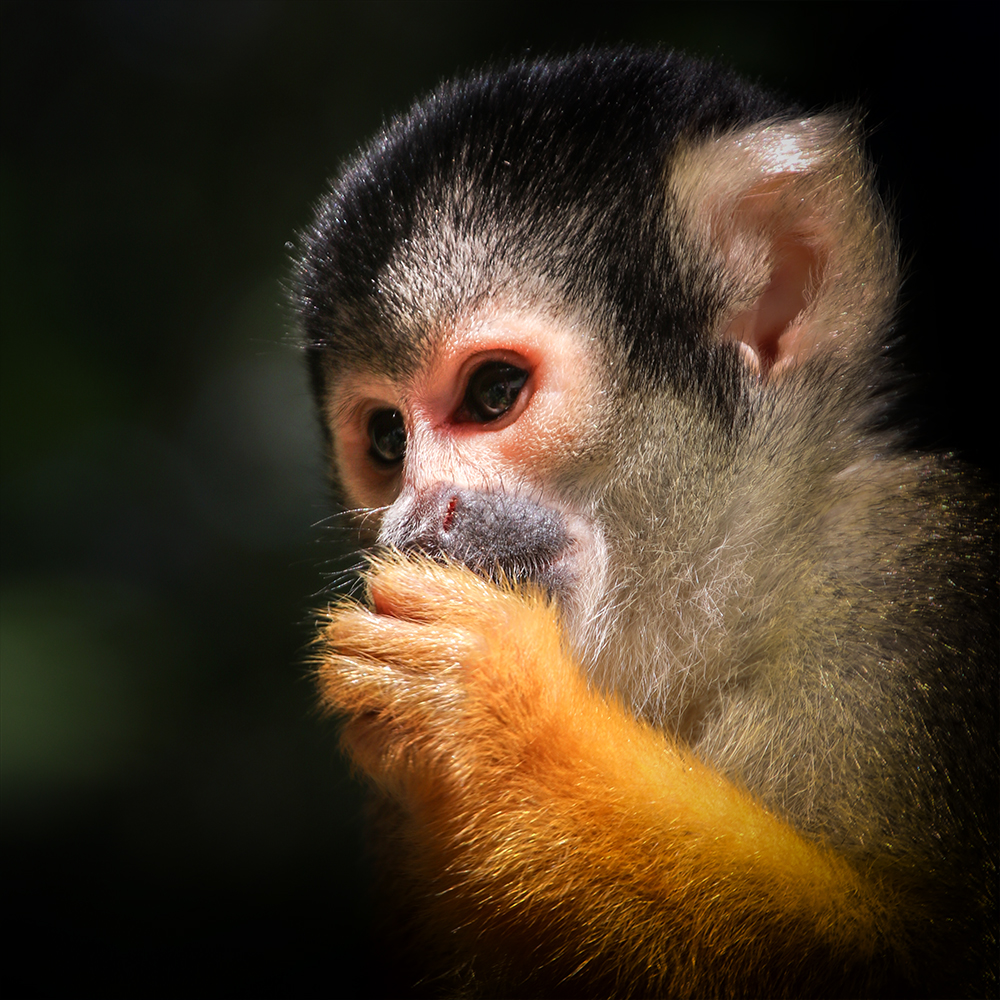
left=317, top=556, right=909, bottom=997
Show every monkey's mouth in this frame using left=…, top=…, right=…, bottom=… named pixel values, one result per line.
left=383, top=484, right=575, bottom=597
left=401, top=537, right=575, bottom=600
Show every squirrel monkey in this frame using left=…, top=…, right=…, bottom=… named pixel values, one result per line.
left=294, top=51, right=997, bottom=997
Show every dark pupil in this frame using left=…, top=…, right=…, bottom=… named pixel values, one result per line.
left=467, top=362, right=528, bottom=421
left=368, top=409, right=405, bottom=464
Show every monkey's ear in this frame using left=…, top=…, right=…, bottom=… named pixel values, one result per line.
left=669, top=116, right=896, bottom=378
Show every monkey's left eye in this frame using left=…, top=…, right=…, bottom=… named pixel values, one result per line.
left=462, top=361, right=529, bottom=422
left=368, top=408, right=406, bottom=465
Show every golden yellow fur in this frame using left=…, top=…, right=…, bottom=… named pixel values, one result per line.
left=317, top=556, right=915, bottom=997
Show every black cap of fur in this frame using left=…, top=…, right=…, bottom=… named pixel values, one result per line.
left=294, top=50, right=790, bottom=404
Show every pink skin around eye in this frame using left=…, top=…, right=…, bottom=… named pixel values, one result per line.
left=407, top=312, right=599, bottom=482
left=328, top=309, right=601, bottom=509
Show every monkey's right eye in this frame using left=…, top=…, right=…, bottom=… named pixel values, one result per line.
left=368, top=409, right=406, bottom=465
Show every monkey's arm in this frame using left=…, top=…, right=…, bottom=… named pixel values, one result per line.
left=318, top=557, right=909, bottom=997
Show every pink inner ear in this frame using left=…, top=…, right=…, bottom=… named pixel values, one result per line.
left=725, top=237, right=820, bottom=377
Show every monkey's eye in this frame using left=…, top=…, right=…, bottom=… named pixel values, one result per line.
left=463, top=361, right=529, bottom=422
left=368, top=408, right=406, bottom=465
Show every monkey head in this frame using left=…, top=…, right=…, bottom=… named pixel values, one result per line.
left=297, top=51, right=898, bottom=729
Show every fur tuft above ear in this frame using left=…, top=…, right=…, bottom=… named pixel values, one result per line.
left=668, top=116, right=897, bottom=377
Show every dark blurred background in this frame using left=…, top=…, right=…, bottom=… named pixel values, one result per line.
left=1, top=2, right=993, bottom=996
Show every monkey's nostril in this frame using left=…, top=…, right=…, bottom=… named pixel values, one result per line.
left=442, top=494, right=458, bottom=532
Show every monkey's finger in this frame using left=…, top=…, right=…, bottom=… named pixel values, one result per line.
left=317, top=644, right=450, bottom=718
left=320, top=604, right=486, bottom=673
left=366, top=554, right=525, bottom=626
left=318, top=658, right=458, bottom=799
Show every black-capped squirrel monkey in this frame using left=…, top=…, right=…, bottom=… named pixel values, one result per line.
left=294, top=50, right=997, bottom=998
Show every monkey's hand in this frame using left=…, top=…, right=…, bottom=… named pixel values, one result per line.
left=318, top=553, right=611, bottom=810
left=317, top=555, right=903, bottom=997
